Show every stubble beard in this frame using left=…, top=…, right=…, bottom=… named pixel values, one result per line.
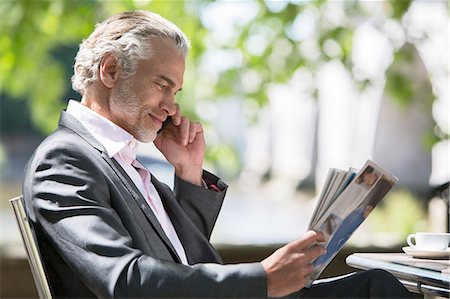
left=113, top=78, right=158, bottom=143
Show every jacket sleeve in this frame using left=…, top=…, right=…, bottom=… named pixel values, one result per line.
left=174, top=170, right=228, bottom=239
left=23, top=136, right=267, bottom=298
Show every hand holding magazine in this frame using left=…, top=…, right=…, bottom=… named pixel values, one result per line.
left=307, top=160, right=398, bottom=287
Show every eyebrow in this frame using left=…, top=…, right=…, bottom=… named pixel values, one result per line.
left=159, top=75, right=182, bottom=93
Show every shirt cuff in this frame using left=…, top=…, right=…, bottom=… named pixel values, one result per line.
left=202, top=179, right=221, bottom=192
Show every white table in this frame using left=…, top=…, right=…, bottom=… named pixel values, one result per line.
left=346, top=253, right=450, bottom=298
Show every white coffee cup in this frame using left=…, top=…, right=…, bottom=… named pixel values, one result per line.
left=407, top=232, right=450, bottom=251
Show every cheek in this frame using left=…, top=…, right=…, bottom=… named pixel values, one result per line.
left=136, top=86, right=162, bottom=106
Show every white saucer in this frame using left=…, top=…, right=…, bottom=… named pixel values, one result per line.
left=402, top=246, right=450, bottom=259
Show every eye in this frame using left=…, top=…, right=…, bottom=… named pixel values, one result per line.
left=154, top=82, right=168, bottom=90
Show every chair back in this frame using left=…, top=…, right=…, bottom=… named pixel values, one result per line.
left=10, top=196, right=52, bottom=299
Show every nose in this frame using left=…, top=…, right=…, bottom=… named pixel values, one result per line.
left=161, top=94, right=177, bottom=116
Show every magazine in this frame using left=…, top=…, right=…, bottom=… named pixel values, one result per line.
left=307, top=160, right=398, bottom=287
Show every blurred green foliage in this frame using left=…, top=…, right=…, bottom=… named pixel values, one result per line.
left=385, top=42, right=443, bottom=151
left=0, top=0, right=208, bottom=132
left=0, top=0, right=99, bottom=132
left=366, top=189, right=428, bottom=239
left=386, top=44, right=428, bottom=108
left=0, top=0, right=427, bottom=177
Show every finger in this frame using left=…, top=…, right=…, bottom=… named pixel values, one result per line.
left=188, top=122, right=203, bottom=144
left=179, top=116, right=190, bottom=145
left=301, top=263, right=314, bottom=276
left=300, top=263, right=315, bottom=288
left=301, top=271, right=313, bottom=288
left=305, top=244, right=326, bottom=261
left=171, top=103, right=182, bottom=126
left=291, top=230, right=326, bottom=251
left=297, top=266, right=314, bottom=290
left=312, top=230, right=325, bottom=243
left=299, top=276, right=309, bottom=290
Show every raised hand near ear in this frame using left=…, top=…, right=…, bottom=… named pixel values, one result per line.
left=154, top=104, right=205, bottom=186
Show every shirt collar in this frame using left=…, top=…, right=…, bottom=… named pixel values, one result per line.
left=66, top=99, right=138, bottom=158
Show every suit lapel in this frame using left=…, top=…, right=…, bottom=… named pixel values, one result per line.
left=101, top=154, right=182, bottom=262
left=58, top=111, right=182, bottom=263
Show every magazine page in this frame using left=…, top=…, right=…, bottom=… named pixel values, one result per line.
left=306, top=160, right=398, bottom=287
left=309, top=168, right=337, bottom=226
left=309, top=169, right=345, bottom=228
left=330, top=169, right=358, bottom=207
left=313, top=160, right=397, bottom=227
left=311, top=168, right=358, bottom=228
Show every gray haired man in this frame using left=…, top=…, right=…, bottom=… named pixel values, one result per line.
left=23, top=10, right=413, bottom=298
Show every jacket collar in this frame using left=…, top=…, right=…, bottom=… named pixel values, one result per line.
left=58, top=110, right=105, bottom=153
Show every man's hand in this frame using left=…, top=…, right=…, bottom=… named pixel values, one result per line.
left=154, top=104, right=205, bottom=186
left=261, top=230, right=326, bottom=297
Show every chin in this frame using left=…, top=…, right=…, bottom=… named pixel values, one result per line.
left=135, top=130, right=157, bottom=143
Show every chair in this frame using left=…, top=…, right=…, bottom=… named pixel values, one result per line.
left=10, top=196, right=52, bottom=299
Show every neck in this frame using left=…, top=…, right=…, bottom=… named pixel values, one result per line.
left=81, top=86, right=113, bottom=121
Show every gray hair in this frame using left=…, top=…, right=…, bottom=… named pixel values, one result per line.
left=71, top=10, right=190, bottom=95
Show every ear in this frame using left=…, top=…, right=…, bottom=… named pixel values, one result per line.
left=99, top=53, right=119, bottom=88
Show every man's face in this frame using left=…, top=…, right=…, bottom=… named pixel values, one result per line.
left=109, top=37, right=185, bottom=142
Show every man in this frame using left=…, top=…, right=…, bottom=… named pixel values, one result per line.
left=23, top=10, right=413, bottom=298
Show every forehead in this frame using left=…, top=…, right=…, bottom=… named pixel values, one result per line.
left=136, top=37, right=185, bottom=87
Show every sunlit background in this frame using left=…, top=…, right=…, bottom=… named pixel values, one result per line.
left=0, top=0, right=448, bottom=296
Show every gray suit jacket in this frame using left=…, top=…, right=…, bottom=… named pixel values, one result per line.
left=22, top=111, right=266, bottom=298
